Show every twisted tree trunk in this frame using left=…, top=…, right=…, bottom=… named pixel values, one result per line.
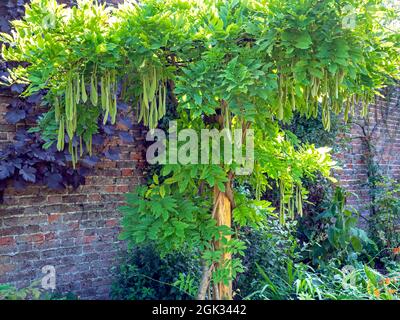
left=212, top=184, right=233, bottom=300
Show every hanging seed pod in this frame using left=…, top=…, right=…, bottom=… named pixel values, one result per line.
left=69, top=142, right=76, bottom=169
left=149, top=67, right=157, bottom=101
left=74, top=144, right=78, bottom=164
left=138, top=101, right=144, bottom=123
left=322, top=96, right=331, bottom=131
left=157, top=86, right=162, bottom=118
left=291, top=85, right=295, bottom=111
left=279, top=180, right=285, bottom=224
left=361, top=102, right=368, bottom=118
left=57, top=117, right=65, bottom=151
left=81, top=74, right=87, bottom=103
left=90, top=72, right=98, bottom=106
left=335, top=72, right=339, bottom=100
left=142, top=74, right=149, bottom=110
left=66, top=119, right=74, bottom=140
left=111, top=94, right=117, bottom=124
left=75, top=75, right=80, bottom=104
left=323, top=69, right=328, bottom=94
left=297, top=187, right=303, bottom=217
left=110, top=71, right=117, bottom=124
left=162, top=82, right=167, bottom=116
left=344, top=98, right=350, bottom=123
left=55, top=96, right=60, bottom=122
left=65, top=78, right=73, bottom=121
left=101, top=75, right=107, bottom=110
left=278, top=75, right=284, bottom=120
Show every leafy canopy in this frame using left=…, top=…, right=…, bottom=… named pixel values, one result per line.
left=1, top=0, right=399, bottom=287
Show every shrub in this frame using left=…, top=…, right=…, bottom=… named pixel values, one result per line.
left=111, top=245, right=201, bottom=300
left=368, top=178, right=400, bottom=260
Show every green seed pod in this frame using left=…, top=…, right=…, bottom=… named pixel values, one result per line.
left=149, top=67, right=157, bottom=101
left=90, top=73, right=98, bottom=106
left=81, top=74, right=87, bottom=103
left=291, top=85, right=295, bottom=111
left=57, top=117, right=65, bottom=151
left=74, top=144, right=78, bottom=164
left=66, top=119, right=74, bottom=140
left=111, top=94, right=117, bottom=124
left=55, top=96, right=60, bottom=122
left=335, top=72, right=339, bottom=99
left=162, top=82, right=167, bottom=116
left=101, top=76, right=106, bottom=110
left=75, top=75, right=80, bottom=104
left=65, top=81, right=72, bottom=121
left=138, top=102, right=144, bottom=123
left=69, top=142, right=76, bottom=169
left=344, top=98, right=350, bottom=123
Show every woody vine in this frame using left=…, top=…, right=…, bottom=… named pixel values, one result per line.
left=1, top=0, right=399, bottom=299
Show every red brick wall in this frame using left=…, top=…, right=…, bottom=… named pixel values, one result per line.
left=335, top=86, right=400, bottom=216
left=0, top=95, right=146, bottom=299
left=0, top=0, right=146, bottom=300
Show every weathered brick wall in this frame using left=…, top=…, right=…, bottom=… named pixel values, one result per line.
left=0, top=0, right=146, bottom=299
left=0, top=94, right=146, bottom=299
left=335, top=86, right=400, bottom=216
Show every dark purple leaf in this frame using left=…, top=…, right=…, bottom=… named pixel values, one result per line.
left=10, top=83, right=25, bottom=94
left=45, top=173, right=64, bottom=190
left=26, top=93, right=42, bottom=104
left=5, top=109, right=26, bottom=124
left=119, top=131, right=134, bottom=143
left=68, top=171, right=84, bottom=189
left=102, top=125, right=115, bottom=135
left=91, top=134, right=105, bottom=146
left=78, top=167, right=91, bottom=176
left=104, top=148, right=120, bottom=161
left=12, top=178, right=26, bottom=190
left=118, top=117, right=133, bottom=130
left=19, top=165, right=37, bottom=183
left=117, top=101, right=129, bottom=111
left=0, top=163, right=14, bottom=180
left=81, top=155, right=100, bottom=168
left=0, top=17, right=10, bottom=33
left=33, top=149, right=55, bottom=161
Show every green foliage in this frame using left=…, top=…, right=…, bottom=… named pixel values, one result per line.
left=248, top=261, right=400, bottom=300
left=2, top=0, right=399, bottom=298
left=0, top=282, right=77, bottom=300
left=1, top=0, right=399, bottom=159
left=0, top=283, right=41, bottom=300
left=111, top=245, right=200, bottom=300
left=236, top=216, right=300, bottom=298
left=119, top=182, right=246, bottom=286
left=304, top=187, right=376, bottom=266
left=119, top=185, right=215, bottom=254
left=368, top=178, right=400, bottom=257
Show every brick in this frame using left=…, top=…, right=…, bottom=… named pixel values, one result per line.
left=47, top=195, right=63, bottom=204
left=121, top=168, right=133, bottom=176
left=116, top=185, right=129, bottom=192
left=104, top=185, right=115, bottom=193
left=48, top=213, right=62, bottom=223
left=105, top=219, right=119, bottom=228
left=0, top=236, right=15, bottom=246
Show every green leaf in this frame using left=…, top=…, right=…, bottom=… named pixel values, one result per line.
left=294, top=32, right=312, bottom=49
